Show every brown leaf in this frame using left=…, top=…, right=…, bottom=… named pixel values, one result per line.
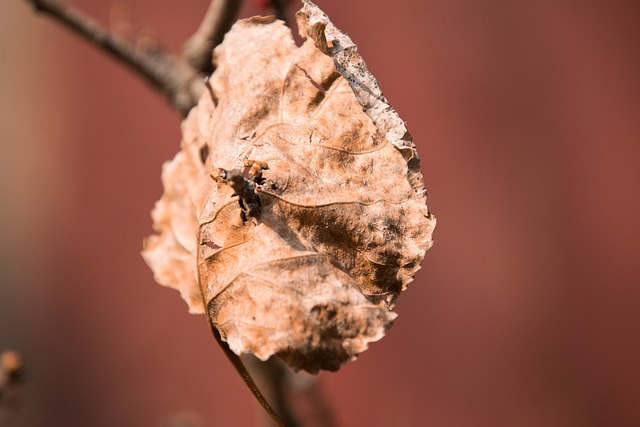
left=143, top=0, right=435, bottom=373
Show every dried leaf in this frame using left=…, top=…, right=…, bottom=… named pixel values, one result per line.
left=143, top=0, right=435, bottom=373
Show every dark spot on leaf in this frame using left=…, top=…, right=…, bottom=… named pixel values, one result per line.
left=203, top=240, right=221, bottom=250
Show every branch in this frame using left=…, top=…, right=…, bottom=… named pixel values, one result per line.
left=26, top=0, right=202, bottom=116
left=183, top=0, right=242, bottom=75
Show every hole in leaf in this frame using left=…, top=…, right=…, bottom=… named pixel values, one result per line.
left=199, top=144, right=209, bottom=164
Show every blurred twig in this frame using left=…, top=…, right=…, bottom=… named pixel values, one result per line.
left=0, top=350, right=25, bottom=424
left=25, top=1, right=334, bottom=425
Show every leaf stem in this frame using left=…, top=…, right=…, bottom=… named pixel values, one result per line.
left=207, top=322, right=286, bottom=427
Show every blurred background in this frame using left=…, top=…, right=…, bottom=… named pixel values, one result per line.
left=1, top=0, right=639, bottom=426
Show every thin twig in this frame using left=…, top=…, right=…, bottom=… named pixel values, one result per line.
left=26, top=0, right=201, bottom=115
left=183, top=0, right=242, bottom=75
left=271, top=0, right=289, bottom=23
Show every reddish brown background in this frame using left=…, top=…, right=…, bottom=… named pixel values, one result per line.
left=1, top=0, right=639, bottom=426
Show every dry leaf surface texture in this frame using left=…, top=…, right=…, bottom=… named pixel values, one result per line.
left=143, top=0, right=435, bottom=373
